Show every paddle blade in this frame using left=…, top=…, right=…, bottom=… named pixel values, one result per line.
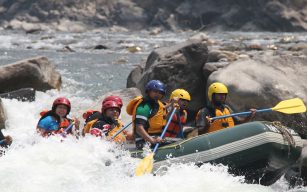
left=272, top=98, right=306, bottom=114
left=135, top=153, right=154, bottom=176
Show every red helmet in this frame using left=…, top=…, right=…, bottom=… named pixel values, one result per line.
left=101, top=100, right=121, bottom=113
left=102, top=95, right=123, bottom=108
left=52, top=97, right=71, bottom=114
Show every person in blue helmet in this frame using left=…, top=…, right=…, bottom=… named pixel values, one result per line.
left=126, top=80, right=168, bottom=149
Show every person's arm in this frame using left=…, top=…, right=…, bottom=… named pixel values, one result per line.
left=165, top=98, right=180, bottom=121
left=195, top=108, right=211, bottom=134
left=135, top=124, right=162, bottom=144
left=70, top=117, right=80, bottom=136
left=229, top=107, right=256, bottom=124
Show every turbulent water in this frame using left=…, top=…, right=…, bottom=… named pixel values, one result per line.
left=0, top=29, right=306, bottom=192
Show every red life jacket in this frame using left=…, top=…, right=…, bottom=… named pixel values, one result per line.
left=165, top=110, right=187, bottom=138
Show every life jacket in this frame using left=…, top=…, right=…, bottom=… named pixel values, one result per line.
left=165, top=110, right=187, bottom=138
left=83, top=110, right=100, bottom=121
left=83, top=112, right=126, bottom=143
left=54, top=118, right=72, bottom=134
left=207, top=106, right=235, bottom=133
left=106, top=121, right=126, bottom=143
left=83, top=111, right=102, bottom=134
left=38, top=110, right=73, bottom=136
left=126, top=96, right=166, bottom=135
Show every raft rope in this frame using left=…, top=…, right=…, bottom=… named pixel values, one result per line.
left=272, top=121, right=296, bottom=157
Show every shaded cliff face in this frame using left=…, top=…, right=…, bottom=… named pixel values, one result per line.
left=134, top=0, right=307, bottom=32
left=0, top=0, right=306, bottom=32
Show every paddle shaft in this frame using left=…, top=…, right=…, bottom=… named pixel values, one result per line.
left=211, top=108, right=272, bottom=121
left=61, top=123, right=74, bottom=137
left=111, top=122, right=132, bottom=140
left=152, top=108, right=177, bottom=153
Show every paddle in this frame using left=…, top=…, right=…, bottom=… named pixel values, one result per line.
left=111, top=122, right=132, bottom=140
left=211, top=98, right=306, bottom=121
left=60, top=122, right=75, bottom=137
left=135, top=107, right=177, bottom=176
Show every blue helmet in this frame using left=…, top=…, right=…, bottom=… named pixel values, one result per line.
left=145, top=80, right=166, bottom=94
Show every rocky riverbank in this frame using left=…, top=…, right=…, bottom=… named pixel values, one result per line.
left=0, top=0, right=306, bottom=33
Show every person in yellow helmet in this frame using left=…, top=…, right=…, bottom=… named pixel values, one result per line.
left=165, top=89, right=191, bottom=138
left=196, top=82, right=256, bottom=134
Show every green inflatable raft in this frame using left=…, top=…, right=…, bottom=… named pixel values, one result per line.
left=131, top=121, right=303, bottom=185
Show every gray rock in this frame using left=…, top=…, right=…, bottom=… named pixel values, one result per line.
left=0, top=99, right=6, bottom=129
left=203, top=62, right=230, bottom=79
left=94, top=45, right=108, bottom=50
left=207, top=50, right=239, bottom=62
left=126, top=65, right=143, bottom=88
left=0, top=57, right=62, bottom=93
left=0, top=88, right=35, bottom=102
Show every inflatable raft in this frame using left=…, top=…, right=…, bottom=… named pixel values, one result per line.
left=131, top=121, right=303, bottom=185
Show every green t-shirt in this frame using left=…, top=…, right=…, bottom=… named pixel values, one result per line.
left=135, top=102, right=152, bottom=121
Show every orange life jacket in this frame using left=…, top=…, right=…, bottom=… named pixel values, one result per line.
left=208, top=107, right=235, bottom=133
left=165, top=110, right=187, bottom=138
left=126, top=96, right=166, bottom=135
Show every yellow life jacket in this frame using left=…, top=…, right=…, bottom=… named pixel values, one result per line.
left=83, top=119, right=97, bottom=135
left=83, top=118, right=126, bottom=143
left=208, top=107, right=235, bottom=133
left=126, top=96, right=166, bottom=135
left=107, top=121, right=126, bottom=143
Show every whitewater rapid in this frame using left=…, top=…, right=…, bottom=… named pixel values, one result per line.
left=0, top=90, right=302, bottom=192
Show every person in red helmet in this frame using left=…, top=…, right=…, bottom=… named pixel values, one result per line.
left=37, top=97, right=80, bottom=137
left=83, top=98, right=131, bottom=143
left=102, top=95, right=123, bottom=108
left=82, top=95, right=123, bottom=122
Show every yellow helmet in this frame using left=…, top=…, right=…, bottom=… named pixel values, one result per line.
left=208, top=82, right=228, bottom=102
left=170, top=89, right=191, bottom=101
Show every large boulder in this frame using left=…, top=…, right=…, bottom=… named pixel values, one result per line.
left=207, top=55, right=307, bottom=138
left=0, top=88, right=35, bottom=102
left=0, top=57, right=61, bottom=93
left=0, top=99, right=6, bottom=129
left=127, top=40, right=209, bottom=117
left=126, top=65, right=143, bottom=88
